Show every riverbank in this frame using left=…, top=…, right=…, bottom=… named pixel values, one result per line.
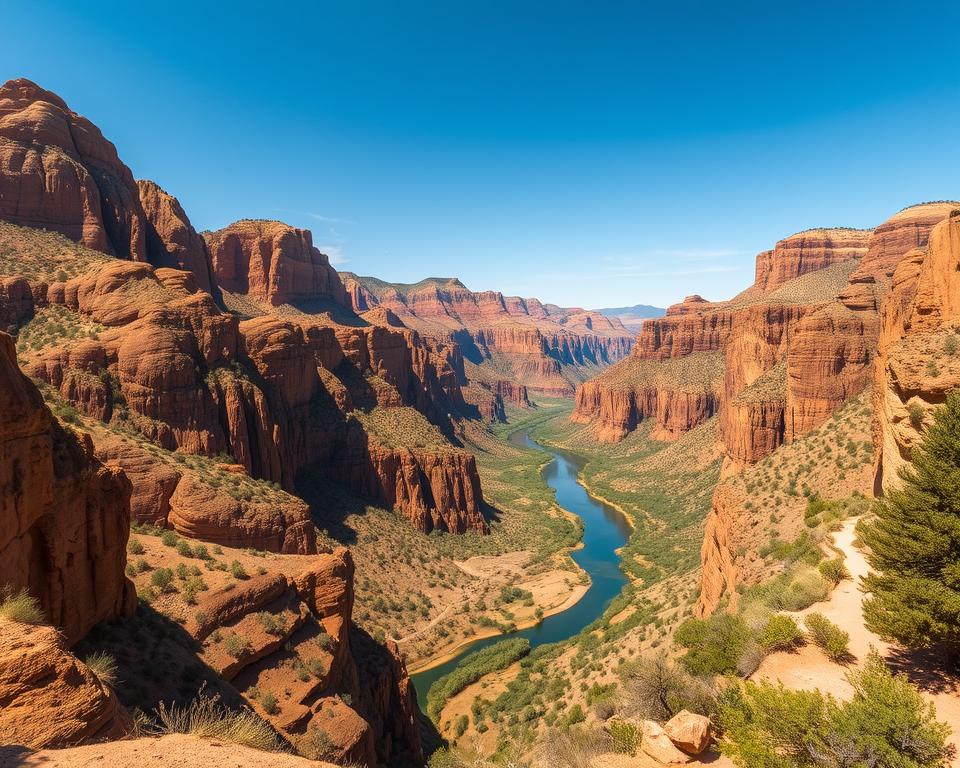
left=412, top=426, right=632, bottom=711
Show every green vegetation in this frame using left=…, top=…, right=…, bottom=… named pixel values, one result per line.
left=861, top=390, right=960, bottom=651
left=804, top=613, right=850, bottom=662
left=0, top=221, right=109, bottom=283
left=0, top=587, right=45, bottom=625
left=154, top=693, right=283, bottom=752
left=84, top=651, right=119, bottom=686
left=426, top=638, right=531, bottom=720
left=15, top=305, right=105, bottom=355
left=675, top=613, right=752, bottom=675
left=352, top=406, right=456, bottom=451
left=718, top=651, right=950, bottom=768
left=757, top=615, right=805, bottom=652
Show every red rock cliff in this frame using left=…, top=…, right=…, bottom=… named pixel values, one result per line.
left=206, top=220, right=349, bottom=308
left=0, top=78, right=147, bottom=259
left=0, top=331, right=134, bottom=644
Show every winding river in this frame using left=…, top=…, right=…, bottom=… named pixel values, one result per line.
left=411, top=428, right=631, bottom=706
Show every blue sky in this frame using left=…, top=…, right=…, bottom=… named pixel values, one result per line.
left=4, top=1, right=960, bottom=308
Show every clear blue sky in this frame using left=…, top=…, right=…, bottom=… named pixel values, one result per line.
left=5, top=1, right=960, bottom=308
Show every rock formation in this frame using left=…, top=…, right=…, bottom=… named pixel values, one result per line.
left=0, top=619, right=131, bottom=748
left=137, top=179, right=216, bottom=294
left=206, top=220, right=349, bottom=309
left=689, top=203, right=958, bottom=615
left=753, top=228, right=870, bottom=292
left=0, top=331, right=133, bottom=644
left=341, top=274, right=633, bottom=395
left=873, top=210, right=960, bottom=491
left=0, top=78, right=147, bottom=259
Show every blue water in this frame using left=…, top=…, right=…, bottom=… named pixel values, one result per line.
left=411, top=429, right=631, bottom=707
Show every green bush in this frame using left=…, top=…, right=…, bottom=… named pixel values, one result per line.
left=805, top=613, right=850, bottom=662
left=609, top=720, right=641, bottom=755
left=675, top=613, right=751, bottom=675
left=150, top=567, right=174, bottom=592
left=230, top=560, right=249, bottom=580
left=128, top=538, right=144, bottom=555
left=818, top=557, right=849, bottom=585
left=0, top=588, right=45, bottom=625
left=718, top=651, right=950, bottom=768
left=757, top=614, right=804, bottom=652
left=161, top=529, right=178, bottom=547
left=260, top=691, right=278, bottom=715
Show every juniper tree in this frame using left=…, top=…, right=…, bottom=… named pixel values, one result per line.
left=861, top=390, right=960, bottom=651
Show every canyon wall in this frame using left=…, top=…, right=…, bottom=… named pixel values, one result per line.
left=341, top=274, right=634, bottom=395
left=0, top=331, right=134, bottom=644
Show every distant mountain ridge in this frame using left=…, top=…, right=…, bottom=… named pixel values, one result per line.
left=594, top=303, right=666, bottom=331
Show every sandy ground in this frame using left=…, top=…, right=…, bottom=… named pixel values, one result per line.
left=403, top=551, right=589, bottom=673
left=0, top=735, right=333, bottom=768
left=437, top=661, right=523, bottom=752
left=754, top=517, right=960, bottom=764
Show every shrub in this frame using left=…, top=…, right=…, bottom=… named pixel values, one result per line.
left=128, top=538, right=144, bottom=555
left=717, top=650, right=950, bottom=768
left=84, top=651, right=119, bottom=686
left=770, top=568, right=830, bottom=612
left=161, top=529, right=178, bottom=547
left=675, top=614, right=751, bottom=675
left=757, top=614, right=804, bottom=652
left=609, top=719, right=641, bottom=755
left=155, top=693, right=282, bottom=752
left=176, top=540, right=194, bottom=558
left=618, top=653, right=716, bottom=721
left=260, top=692, right=278, bottom=715
left=256, top=612, right=287, bottom=637
left=805, top=613, right=850, bottom=662
left=150, top=567, right=174, bottom=592
left=0, top=588, right=45, bottom=624
left=230, top=560, right=248, bottom=580
left=907, top=401, right=925, bottom=430
left=818, top=557, right=849, bottom=585
left=223, top=633, right=250, bottom=659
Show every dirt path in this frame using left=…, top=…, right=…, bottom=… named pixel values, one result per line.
left=754, top=517, right=960, bottom=763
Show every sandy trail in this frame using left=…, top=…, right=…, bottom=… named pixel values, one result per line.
left=754, top=517, right=960, bottom=763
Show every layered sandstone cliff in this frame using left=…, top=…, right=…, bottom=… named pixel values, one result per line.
left=692, top=204, right=958, bottom=615
left=0, top=331, right=133, bottom=644
left=0, top=78, right=146, bottom=259
left=341, top=274, right=634, bottom=395
left=873, top=210, right=960, bottom=491
left=206, top=220, right=349, bottom=309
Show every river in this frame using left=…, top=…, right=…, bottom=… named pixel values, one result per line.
left=411, top=428, right=631, bottom=706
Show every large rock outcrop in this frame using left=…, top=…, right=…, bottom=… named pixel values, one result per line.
left=15, top=249, right=484, bottom=537
left=0, top=331, right=133, bottom=644
left=753, top=228, right=870, bottom=292
left=0, top=619, right=130, bottom=748
left=137, top=179, right=216, bottom=294
left=0, top=78, right=147, bottom=259
left=873, top=211, right=960, bottom=491
left=206, top=220, right=349, bottom=308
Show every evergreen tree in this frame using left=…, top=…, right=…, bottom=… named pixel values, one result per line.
left=862, top=389, right=960, bottom=651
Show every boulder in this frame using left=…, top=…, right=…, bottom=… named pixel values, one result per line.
left=663, top=710, right=712, bottom=755
left=641, top=720, right=692, bottom=764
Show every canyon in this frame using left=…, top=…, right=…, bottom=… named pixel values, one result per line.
left=567, top=203, right=960, bottom=615
left=341, top=274, right=635, bottom=397
left=2, top=70, right=959, bottom=768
